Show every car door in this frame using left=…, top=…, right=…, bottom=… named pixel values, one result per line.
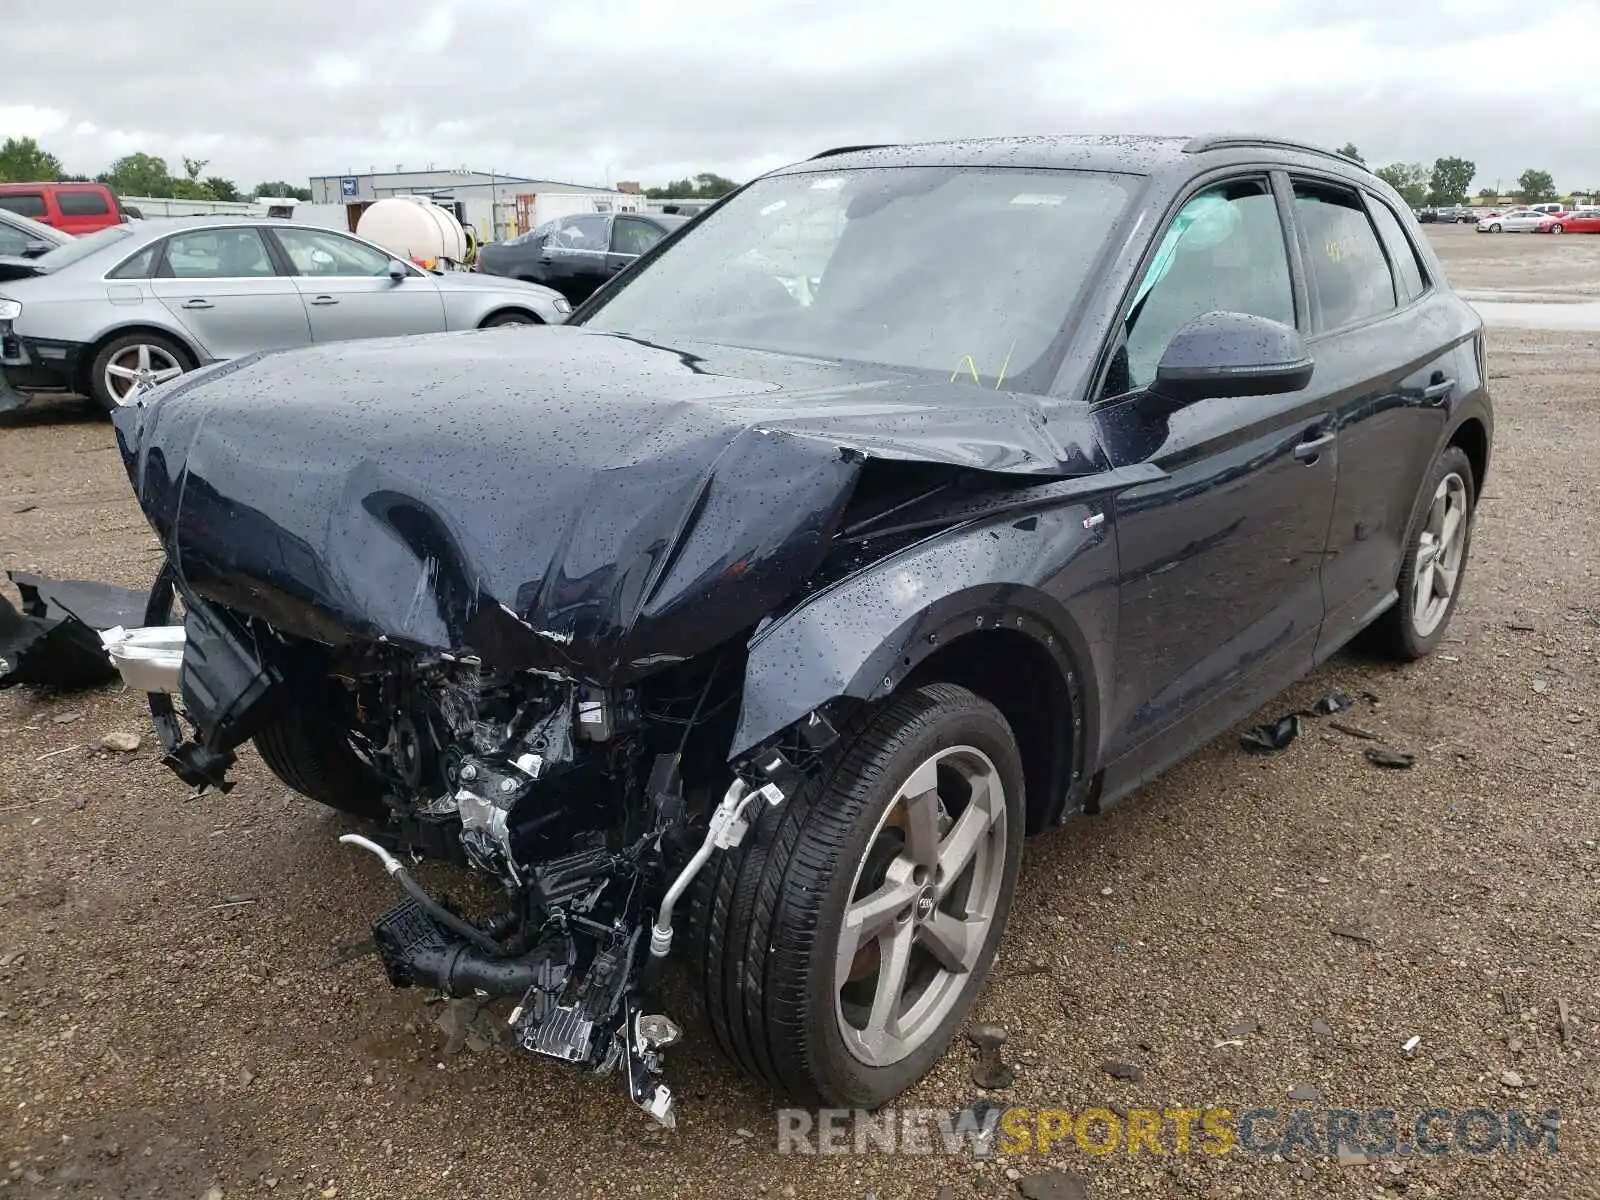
left=1296, top=180, right=1469, bottom=656
left=528, top=214, right=611, bottom=303
left=267, top=226, right=447, bottom=343
left=1094, top=174, right=1337, bottom=792
left=604, top=216, right=671, bottom=285
left=149, top=226, right=312, bottom=359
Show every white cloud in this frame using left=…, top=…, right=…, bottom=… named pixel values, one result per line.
left=1, top=0, right=1596, bottom=190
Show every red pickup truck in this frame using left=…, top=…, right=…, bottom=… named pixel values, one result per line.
left=0, top=182, right=127, bottom=236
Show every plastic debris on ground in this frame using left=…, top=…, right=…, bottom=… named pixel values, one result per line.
left=0, top=570, right=150, bottom=691
left=1364, top=746, right=1416, bottom=769
left=1240, top=714, right=1301, bottom=753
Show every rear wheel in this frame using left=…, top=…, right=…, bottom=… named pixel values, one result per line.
left=88, top=332, right=190, bottom=413
left=480, top=310, right=540, bottom=328
left=1368, top=445, right=1476, bottom=661
left=692, top=683, right=1024, bottom=1107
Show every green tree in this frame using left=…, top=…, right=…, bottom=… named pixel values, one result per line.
left=1478, top=187, right=1498, bottom=199
left=1516, top=169, right=1556, bottom=203
left=204, top=176, right=241, bottom=202
left=181, top=156, right=209, bottom=181
left=170, top=178, right=215, bottom=200
left=251, top=180, right=312, bottom=201
left=644, top=171, right=739, bottom=199
left=0, top=136, right=63, bottom=183
left=1375, top=162, right=1429, bottom=208
left=103, top=152, right=174, bottom=197
left=1336, top=143, right=1364, bottom=165
left=1428, top=156, right=1475, bottom=206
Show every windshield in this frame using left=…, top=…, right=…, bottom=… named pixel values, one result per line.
left=580, top=166, right=1137, bottom=391
left=32, top=224, right=135, bottom=271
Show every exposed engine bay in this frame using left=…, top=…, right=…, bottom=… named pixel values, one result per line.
left=132, top=585, right=837, bottom=1127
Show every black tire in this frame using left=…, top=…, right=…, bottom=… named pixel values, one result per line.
left=253, top=688, right=389, bottom=820
left=1368, top=445, right=1477, bottom=661
left=690, top=683, right=1025, bottom=1107
left=480, top=310, right=540, bottom=327
left=86, top=331, right=192, bottom=414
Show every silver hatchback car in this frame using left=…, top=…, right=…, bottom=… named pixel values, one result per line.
left=0, top=217, right=570, bottom=412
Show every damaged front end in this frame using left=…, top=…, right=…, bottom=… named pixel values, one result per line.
left=133, top=577, right=841, bottom=1126
left=104, top=329, right=1109, bottom=1123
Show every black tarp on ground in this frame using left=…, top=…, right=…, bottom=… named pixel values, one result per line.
left=0, top=570, right=148, bottom=691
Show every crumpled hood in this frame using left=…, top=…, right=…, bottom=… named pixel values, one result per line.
left=115, top=327, right=1105, bottom=681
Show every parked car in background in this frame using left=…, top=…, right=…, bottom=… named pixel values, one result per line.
left=0, top=207, right=71, bottom=259
left=477, top=212, right=688, bottom=304
left=1528, top=203, right=1566, bottom=216
left=0, top=182, right=126, bottom=235
left=107, top=133, right=1491, bottom=1122
left=0, top=217, right=570, bottom=413
left=1476, top=208, right=1548, bottom=233
left=1538, top=209, right=1600, bottom=234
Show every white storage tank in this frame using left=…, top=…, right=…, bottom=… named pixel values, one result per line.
left=355, top=196, right=468, bottom=267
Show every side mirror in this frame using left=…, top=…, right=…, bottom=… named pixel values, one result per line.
left=1150, top=311, right=1313, bottom=406
left=387, top=259, right=408, bottom=282
left=21, top=240, right=54, bottom=259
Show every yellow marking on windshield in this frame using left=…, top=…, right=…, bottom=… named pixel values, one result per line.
left=951, top=339, right=1020, bottom=390
left=951, top=355, right=982, bottom=385
left=994, top=339, right=1018, bottom=390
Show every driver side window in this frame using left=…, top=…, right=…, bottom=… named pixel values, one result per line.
left=1114, top=179, right=1295, bottom=394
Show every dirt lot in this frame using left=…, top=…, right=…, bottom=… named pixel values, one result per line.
left=1, top=226, right=1597, bottom=1200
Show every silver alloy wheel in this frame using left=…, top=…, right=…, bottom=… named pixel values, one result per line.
left=104, top=343, right=184, bottom=405
left=833, top=744, right=1008, bottom=1067
left=1551, top=224, right=1564, bottom=234
left=1412, top=472, right=1469, bottom=638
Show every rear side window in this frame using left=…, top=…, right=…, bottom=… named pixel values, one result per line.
left=56, top=190, right=111, bottom=216
left=108, top=244, right=158, bottom=279
left=1293, top=181, right=1396, bottom=330
left=1365, top=199, right=1428, bottom=304
left=0, top=193, right=48, bottom=218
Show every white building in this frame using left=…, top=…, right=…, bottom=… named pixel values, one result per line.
left=306, top=168, right=639, bottom=243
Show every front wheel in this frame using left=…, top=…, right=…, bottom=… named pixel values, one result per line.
left=692, top=683, right=1024, bottom=1107
left=1490, top=223, right=1502, bottom=233
left=1550, top=224, right=1565, bottom=235
left=1367, top=445, right=1477, bottom=661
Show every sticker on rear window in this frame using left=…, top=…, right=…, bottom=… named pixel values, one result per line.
left=809, top=178, right=845, bottom=190
left=760, top=200, right=788, bottom=216
left=1011, top=194, right=1066, bottom=206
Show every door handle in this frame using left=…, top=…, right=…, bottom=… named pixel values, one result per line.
left=180, top=299, right=213, bottom=310
left=1293, top=432, right=1335, bottom=462
left=309, top=296, right=339, bottom=306
left=1420, top=377, right=1456, bottom=405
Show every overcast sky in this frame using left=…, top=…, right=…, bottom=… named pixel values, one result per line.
left=3, top=0, right=1596, bottom=192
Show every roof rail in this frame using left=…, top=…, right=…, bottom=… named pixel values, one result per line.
left=1182, top=134, right=1367, bottom=168
left=808, top=144, right=896, bottom=161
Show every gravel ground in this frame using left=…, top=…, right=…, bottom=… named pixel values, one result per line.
left=1, top=227, right=1597, bottom=1200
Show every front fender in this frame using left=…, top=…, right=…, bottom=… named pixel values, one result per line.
left=730, top=479, right=1136, bottom=767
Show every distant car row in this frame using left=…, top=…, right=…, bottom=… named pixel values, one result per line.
left=1474, top=207, right=1600, bottom=234
left=1, top=218, right=570, bottom=414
